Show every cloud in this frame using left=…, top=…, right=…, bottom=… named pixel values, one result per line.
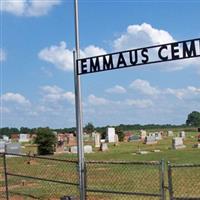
left=39, top=41, right=106, bottom=71
left=165, top=86, right=200, bottom=100
left=1, top=92, right=31, bottom=106
left=125, top=99, right=153, bottom=108
left=106, top=85, right=126, bottom=94
left=41, top=85, right=75, bottom=104
left=113, top=23, right=199, bottom=71
left=38, top=42, right=73, bottom=71
left=114, top=23, right=175, bottom=51
left=0, top=0, right=61, bottom=17
left=129, top=78, right=200, bottom=100
left=0, top=49, right=6, bottom=62
left=0, top=106, right=10, bottom=113
left=88, top=94, right=109, bottom=106
left=80, top=45, right=106, bottom=58
left=130, top=79, right=160, bottom=96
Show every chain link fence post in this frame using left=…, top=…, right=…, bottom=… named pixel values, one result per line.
left=84, top=162, right=87, bottom=200
left=167, top=162, right=173, bottom=200
left=3, top=153, right=9, bottom=200
left=160, top=159, right=165, bottom=200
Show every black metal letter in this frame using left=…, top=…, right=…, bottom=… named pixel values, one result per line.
left=171, top=42, right=180, bottom=60
left=141, top=48, right=149, bottom=64
left=90, top=57, right=100, bottom=72
left=158, top=45, right=168, bottom=61
left=129, top=50, right=138, bottom=65
left=103, top=55, right=114, bottom=70
left=80, top=59, right=88, bottom=74
left=183, top=40, right=197, bottom=58
left=117, top=53, right=127, bottom=68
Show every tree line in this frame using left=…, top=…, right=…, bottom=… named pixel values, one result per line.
left=1, top=111, right=200, bottom=137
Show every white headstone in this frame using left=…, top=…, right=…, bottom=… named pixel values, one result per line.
left=140, top=130, right=147, bottom=140
left=172, top=137, right=186, bottom=149
left=0, top=141, right=6, bottom=153
left=100, top=139, right=106, bottom=143
left=84, top=145, right=93, bottom=153
left=145, top=136, right=157, bottom=144
left=114, top=134, right=119, bottom=144
left=5, top=143, right=21, bottom=154
left=94, top=133, right=101, bottom=148
left=155, top=132, right=162, bottom=140
left=179, top=131, right=186, bottom=139
left=19, top=134, right=30, bottom=142
left=70, top=146, right=78, bottom=154
left=107, top=127, right=115, bottom=143
left=167, top=131, right=173, bottom=137
left=3, top=135, right=9, bottom=142
left=100, top=143, right=108, bottom=151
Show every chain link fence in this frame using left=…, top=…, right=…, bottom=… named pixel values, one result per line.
left=0, top=154, right=6, bottom=200
left=0, top=153, right=79, bottom=200
left=168, top=162, right=200, bottom=200
left=1, top=153, right=200, bottom=200
left=85, top=160, right=165, bottom=200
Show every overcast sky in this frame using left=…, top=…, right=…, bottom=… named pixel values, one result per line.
left=0, top=0, right=200, bottom=128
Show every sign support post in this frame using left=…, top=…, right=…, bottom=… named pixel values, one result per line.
left=73, top=0, right=86, bottom=199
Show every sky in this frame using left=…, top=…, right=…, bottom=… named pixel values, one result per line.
left=0, top=0, right=200, bottom=128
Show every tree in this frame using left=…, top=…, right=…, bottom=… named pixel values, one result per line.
left=84, top=122, right=95, bottom=134
left=186, top=111, right=200, bottom=127
left=116, top=128, right=125, bottom=142
left=35, top=128, right=57, bottom=155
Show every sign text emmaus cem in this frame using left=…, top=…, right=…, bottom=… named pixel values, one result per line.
left=77, top=38, right=200, bottom=75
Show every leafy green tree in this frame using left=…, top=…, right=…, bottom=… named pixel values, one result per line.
left=116, top=128, right=125, bottom=142
left=35, top=128, right=57, bottom=155
left=84, top=122, right=95, bottom=134
left=20, top=127, right=30, bottom=133
left=186, top=111, right=200, bottom=127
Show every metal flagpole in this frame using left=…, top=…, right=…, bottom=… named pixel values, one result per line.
left=73, top=0, right=86, bottom=199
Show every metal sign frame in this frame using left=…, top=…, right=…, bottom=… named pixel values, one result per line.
left=77, top=38, right=200, bottom=75
left=73, top=2, right=200, bottom=200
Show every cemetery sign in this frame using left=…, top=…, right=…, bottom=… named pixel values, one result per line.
left=77, top=38, right=200, bottom=75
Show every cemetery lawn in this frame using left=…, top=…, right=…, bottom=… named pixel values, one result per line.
left=1, top=130, right=200, bottom=199
left=55, top=130, right=200, bottom=164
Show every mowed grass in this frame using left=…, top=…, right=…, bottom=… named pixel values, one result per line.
left=0, top=130, right=200, bottom=199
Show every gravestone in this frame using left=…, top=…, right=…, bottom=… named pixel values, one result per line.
left=140, top=130, right=147, bottom=140
left=84, top=145, right=93, bottom=153
left=5, top=143, right=21, bottom=154
left=94, top=133, right=101, bottom=148
left=114, top=134, right=119, bottom=145
left=100, top=143, right=108, bottom=151
left=144, top=136, right=157, bottom=145
left=70, top=145, right=93, bottom=153
left=172, top=137, right=186, bottom=149
left=83, top=134, right=90, bottom=141
left=128, top=135, right=140, bottom=142
left=3, top=135, right=9, bottom=142
left=155, top=132, right=162, bottom=140
left=70, top=146, right=78, bottom=154
left=19, top=134, right=30, bottom=142
left=194, top=143, right=200, bottom=149
left=0, top=141, right=5, bottom=153
left=167, top=130, right=173, bottom=137
left=107, top=127, right=115, bottom=143
left=179, top=131, right=186, bottom=139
